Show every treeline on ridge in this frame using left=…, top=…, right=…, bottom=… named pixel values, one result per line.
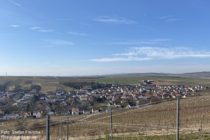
left=62, top=82, right=112, bottom=89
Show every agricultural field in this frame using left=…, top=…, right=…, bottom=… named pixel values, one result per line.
left=1, top=73, right=210, bottom=94
left=97, top=75, right=210, bottom=85
left=0, top=76, right=99, bottom=92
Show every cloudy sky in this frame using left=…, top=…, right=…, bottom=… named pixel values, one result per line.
left=1, top=0, right=210, bottom=76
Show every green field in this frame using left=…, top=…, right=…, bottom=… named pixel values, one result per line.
left=1, top=74, right=210, bottom=93
left=0, top=76, right=99, bottom=92
left=97, top=75, right=210, bottom=85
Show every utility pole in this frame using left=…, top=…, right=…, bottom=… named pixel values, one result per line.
left=110, top=107, right=113, bottom=140
left=46, top=115, right=50, bottom=140
left=176, top=96, right=180, bottom=140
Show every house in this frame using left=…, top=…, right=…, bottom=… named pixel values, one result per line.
left=31, top=85, right=41, bottom=94
left=0, top=109, right=4, bottom=116
left=47, top=111, right=55, bottom=115
left=3, top=114, right=19, bottom=120
left=18, top=112, right=31, bottom=118
left=91, top=108, right=99, bottom=114
left=32, top=112, right=42, bottom=119
left=126, top=104, right=131, bottom=109
left=79, top=95, right=89, bottom=101
left=71, top=107, right=79, bottom=115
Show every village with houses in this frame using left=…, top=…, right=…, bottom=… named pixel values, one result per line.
left=0, top=80, right=207, bottom=120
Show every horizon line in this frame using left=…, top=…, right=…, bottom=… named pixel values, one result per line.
left=0, top=71, right=209, bottom=77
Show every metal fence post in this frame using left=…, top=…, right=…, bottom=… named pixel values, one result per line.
left=110, top=107, right=113, bottom=140
left=46, top=115, right=50, bottom=140
left=176, top=96, right=180, bottom=140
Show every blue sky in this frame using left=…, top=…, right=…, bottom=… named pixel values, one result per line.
left=1, top=0, right=210, bottom=76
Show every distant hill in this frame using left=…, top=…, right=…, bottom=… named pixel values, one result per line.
left=105, top=72, right=210, bottom=78
left=180, top=72, right=210, bottom=78
left=105, top=73, right=171, bottom=77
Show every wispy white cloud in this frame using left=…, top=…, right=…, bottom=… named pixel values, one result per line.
left=91, top=47, right=210, bottom=62
left=159, top=16, right=182, bottom=22
left=67, top=31, right=88, bottom=36
left=39, top=29, right=54, bottom=33
left=30, top=26, right=54, bottom=33
left=43, top=39, right=74, bottom=47
left=7, top=0, right=21, bottom=7
left=115, top=47, right=210, bottom=58
left=91, top=57, right=151, bottom=62
left=10, top=24, right=20, bottom=28
left=94, top=16, right=137, bottom=24
left=110, top=39, right=169, bottom=46
left=30, top=26, right=42, bottom=30
left=150, top=38, right=170, bottom=42
left=56, top=18, right=72, bottom=21
left=110, top=41, right=155, bottom=46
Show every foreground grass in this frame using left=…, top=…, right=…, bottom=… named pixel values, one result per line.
left=97, top=133, right=210, bottom=140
